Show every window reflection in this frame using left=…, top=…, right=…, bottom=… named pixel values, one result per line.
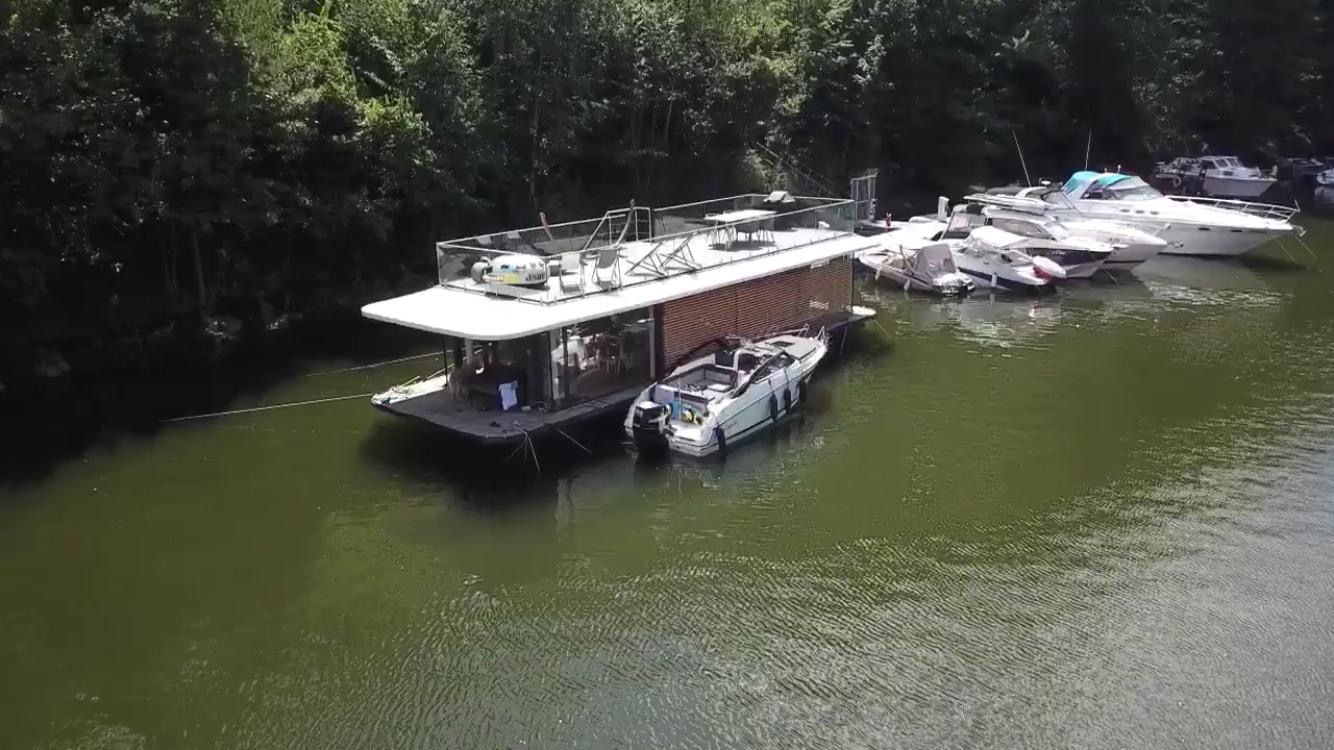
left=551, top=308, right=653, bottom=406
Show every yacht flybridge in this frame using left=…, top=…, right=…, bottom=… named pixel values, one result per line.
left=1053, top=171, right=1300, bottom=257
left=361, top=193, right=878, bottom=447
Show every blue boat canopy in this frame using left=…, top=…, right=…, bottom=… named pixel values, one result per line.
left=1063, top=171, right=1141, bottom=199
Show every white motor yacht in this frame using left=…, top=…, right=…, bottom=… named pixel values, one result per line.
left=1155, top=155, right=1277, bottom=199
left=857, top=234, right=974, bottom=295
left=1052, top=171, right=1300, bottom=257
left=966, top=190, right=1168, bottom=271
left=941, top=202, right=1116, bottom=278
left=626, top=332, right=828, bottom=458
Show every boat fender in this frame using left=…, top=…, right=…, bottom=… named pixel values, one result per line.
left=783, top=388, right=792, bottom=413
left=798, top=380, right=807, bottom=403
left=1031, top=256, right=1067, bottom=280
left=714, top=426, right=727, bottom=454
left=769, top=394, right=779, bottom=422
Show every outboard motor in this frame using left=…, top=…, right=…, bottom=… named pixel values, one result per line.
left=631, top=401, right=670, bottom=452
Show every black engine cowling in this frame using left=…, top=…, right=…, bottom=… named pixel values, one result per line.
left=631, top=401, right=669, bottom=451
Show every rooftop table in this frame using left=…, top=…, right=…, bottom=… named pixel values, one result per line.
left=703, top=209, right=778, bottom=224
left=703, top=209, right=778, bottom=248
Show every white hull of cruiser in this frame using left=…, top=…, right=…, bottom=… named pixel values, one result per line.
left=1018, top=235, right=1112, bottom=279
left=1204, top=175, right=1277, bottom=199
left=1057, top=219, right=1167, bottom=270
left=1152, top=220, right=1288, bottom=257
left=625, top=333, right=828, bottom=458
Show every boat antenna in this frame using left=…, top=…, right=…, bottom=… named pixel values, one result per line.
left=1084, top=130, right=1093, bottom=171
left=1011, top=128, right=1032, bottom=186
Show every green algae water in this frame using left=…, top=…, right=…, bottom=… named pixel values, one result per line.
left=4, top=222, right=1334, bottom=749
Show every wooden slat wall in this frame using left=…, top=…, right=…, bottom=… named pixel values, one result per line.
left=660, top=257, right=852, bottom=365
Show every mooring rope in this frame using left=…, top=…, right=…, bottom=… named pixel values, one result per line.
left=554, top=426, right=593, bottom=455
left=302, top=352, right=439, bottom=378
left=164, top=392, right=375, bottom=423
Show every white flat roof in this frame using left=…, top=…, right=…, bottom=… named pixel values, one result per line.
left=362, top=229, right=877, bottom=340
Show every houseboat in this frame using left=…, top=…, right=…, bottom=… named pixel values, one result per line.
left=360, top=193, right=879, bottom=447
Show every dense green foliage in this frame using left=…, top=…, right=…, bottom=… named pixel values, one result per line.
left=2, top=0, right=1333, bottom=383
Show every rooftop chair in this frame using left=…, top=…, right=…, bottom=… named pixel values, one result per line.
left=558, top=252, right=585, bottom=294
left=593, top=245, right=622, bottom=287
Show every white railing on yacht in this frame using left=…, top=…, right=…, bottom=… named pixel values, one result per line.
left=1166, top=195, right=1300, bottom=222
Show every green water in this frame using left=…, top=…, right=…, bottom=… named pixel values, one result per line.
left=5, top=224, right=1334, bottom=749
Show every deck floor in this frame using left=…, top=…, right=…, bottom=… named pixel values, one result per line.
left=376, top=385, right=645, bottom=445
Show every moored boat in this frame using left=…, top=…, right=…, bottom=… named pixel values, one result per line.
left=1155, top=155, right=1277, bottom=198
left=966, top=189, right=1169, bottom=271
left=625, top=332, right=828, bottom=458
left=857, top=235, right=974, bottom=295
left=1053, top=171, right=1301, bottom=257
left=952, top=226, right=1063, bottom=292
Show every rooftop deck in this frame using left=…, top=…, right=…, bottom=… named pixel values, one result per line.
left=362, top=194, right=879, bottom=340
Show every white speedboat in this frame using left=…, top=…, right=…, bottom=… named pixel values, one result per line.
left=952, top=226, right=1062, bottom=292
left=625, top=333, right=827, bottom=457
left=1053, top=171, right=1300, bottom=257
left=966, top=190, right=1168, bottom=271
left=948, top=202, right=1116, bottom=278
left=857, top=235, right=974, bottom=295
left=1155, top=155, right=1277, bottom=198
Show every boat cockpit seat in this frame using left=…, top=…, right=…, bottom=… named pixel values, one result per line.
left=702, top=365, right=737, bottom=386
left=736, top=352, right=760, bottom=373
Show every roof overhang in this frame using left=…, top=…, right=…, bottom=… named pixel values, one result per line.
left=362, top=233, right=877, bottom=340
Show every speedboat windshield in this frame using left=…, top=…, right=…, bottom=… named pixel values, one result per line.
left=1104, top=177, right=1161, bottom=200
left=1038, top=188, right=1077, bottom=211
left=1065, top=172, right=1164, bottom=202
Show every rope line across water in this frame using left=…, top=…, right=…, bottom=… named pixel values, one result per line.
left=302, top=352, right=440, bottom=378
left=164, top=392, right=375, bottom=423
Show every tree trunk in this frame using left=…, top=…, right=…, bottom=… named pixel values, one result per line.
left=190, top=228, right=209, bottom=313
